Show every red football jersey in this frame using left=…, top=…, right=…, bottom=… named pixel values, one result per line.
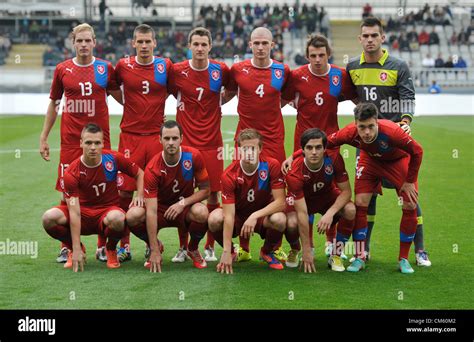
left=327, top=120, right=423, bottom=183
left=221, top=157, right=285, bottom=218
left=115, top=56, right=172, bottom=134
left=227, top=59, right=289, bottom=146
left=62, top=150, right=139, bottom=208
left=286, top=153, right=349, bottom=204
left=49, top=57, right=118, bottom=148
left=144, top=146, right=209, bottom=206
left=282, top=64, right=357, bottom=150
left=168, top=59, right=230, bottom=148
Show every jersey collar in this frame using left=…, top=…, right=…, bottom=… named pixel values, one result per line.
left=80, top=155, right=102, bottom=168
left=251, top=58, right=273, bottom=69
left=304, top=158, right=324, bottom=173
left=240, top=160, right=260, bottom=176
left=189, top=59, right=209, bottom=71
left=73, top=56, right=96, bottom=67
left=162, top=147, right=182, bottom=167
left=360, top=49, right=389, bottom=66
left=307, top=63, right=331, bottom=77
left=136, top=56, right=155, bottom=66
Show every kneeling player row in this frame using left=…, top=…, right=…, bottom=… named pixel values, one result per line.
left=42, top=103, right=423, bottom=274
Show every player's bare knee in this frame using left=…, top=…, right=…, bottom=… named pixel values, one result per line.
left=190, top=203, right=208, bottom=223
left=343, top=202, right=356, bottom=220
left=269, top=212, right=286, bottom=232
left=106, top=210, right=126, bottom=231
left=42, top=208, right=65, bottom=229
left=208, top=209, right=224, bottom=233
left=126, top=206, right=145, bottom=227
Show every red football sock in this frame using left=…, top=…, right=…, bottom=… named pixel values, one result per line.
left=178, top=226, right=189, bottom=249
left=104, top=226, right=125, bottom=251
left=205, top=203, right=220, bottom=249
left=337, top=217, right=354, bottom=237
left=326, top=223, right=337, bottom=243
left=354, top=206, right=369, bottom=260
left=188, top=221, right=208, bottom=251
left=129, top=223, right=148, bottom=244
left=399, top=208, right=417, bottom=260
left=239, top=236, right=250, bottom=252
left=334, top=217, right=354, bottom=256
left=45, top=225, right=72, bottom=249
left=118, top=196, right=133, bottom=248
left=262, top=228, right=284, bottom=254
left=284, top=228, right=301, bottom=251
left=210, top=229, right=224, bottom=248
left=120, top=225, right=130, bottom=248
left=97, top=234, right=106, bottom=248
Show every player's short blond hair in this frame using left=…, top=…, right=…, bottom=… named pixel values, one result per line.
left=72, top=23, right=96, bottom=42
left=237, top=128, right=263, bottom=148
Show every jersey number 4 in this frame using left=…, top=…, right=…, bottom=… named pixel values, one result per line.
left=255, top=84, right=264, bottom=98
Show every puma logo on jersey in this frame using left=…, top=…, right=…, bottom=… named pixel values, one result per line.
left=145, top=189, right=150, bottom=194
left=301, top=76, right=309, bottom=82
left=66, top=68, right=73, bottom=73
left=127, top=63, right=134, bottom=69
left=181, top=71, right=189, bottom=77
left=242, top=68, right=249, bottom=74
left=80, top=171, right=87, bottom=176
left=160, top=170, right=167, bottom=175
left=221, top=193, right=228, bottom=200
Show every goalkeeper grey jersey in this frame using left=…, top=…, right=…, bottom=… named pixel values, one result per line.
left=346, top=49, right=415, bottom=122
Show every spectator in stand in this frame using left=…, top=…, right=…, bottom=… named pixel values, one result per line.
left=435, top=53, right=444, bottom=68
left=30, top=20, right=40, bottom=43
left=454, top=56, right=467, bottom=68
left=399, top=32, right=411, bottom=51
left=42, top=47, right=57, bottom=66
left=407, top=27, right=418, bottom=42
left=391, top=38, right=400, bottom=50
left=458, top=28, right=469, bottom=45
left=418, top=28, right=430, bottom=45
left=444, top=56, right=454, bottom=68
left=362, top=3, right=373, bottom=18
left=422, top=53, right=435, bottom=68
left=320, top=7, right=330, bottom=37
left=449, top=31, right=458, bottom=45
left=429, top=27, right=440, bottom=45
left=428, top=80, right=442, bottom=94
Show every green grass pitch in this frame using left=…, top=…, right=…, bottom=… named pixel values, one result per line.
left=0, top=114, right=473, bottom=309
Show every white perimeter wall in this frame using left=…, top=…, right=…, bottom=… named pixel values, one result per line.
left=0, top=94, right=473, bottom=116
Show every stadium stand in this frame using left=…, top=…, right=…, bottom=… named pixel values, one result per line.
left=0, top=0, right=473, bottom=92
